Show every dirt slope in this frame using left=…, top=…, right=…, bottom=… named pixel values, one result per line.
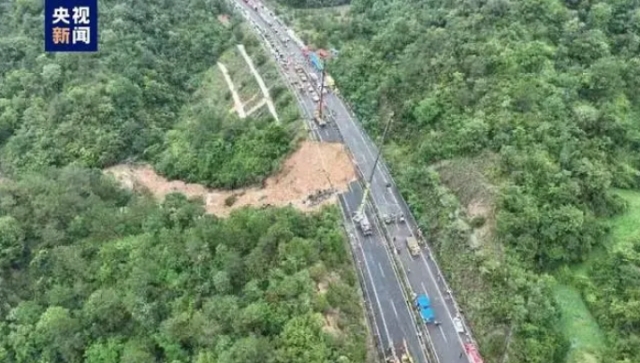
left=105, top=141, right=356, bottom=217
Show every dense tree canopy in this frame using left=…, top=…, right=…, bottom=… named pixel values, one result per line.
left=0, top=0, right=294, bottom=188
left=0, top=0, right=367, bottom=362
left=0, top=167, right=366, bottom=363
left=331, top=0, right=639, bottom=269
left=283, top=0, right=640, bottom=361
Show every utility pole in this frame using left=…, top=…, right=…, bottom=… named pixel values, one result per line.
left=317, top=60, right=326, bottom=119
left=356, top=114, right=394, bottom=217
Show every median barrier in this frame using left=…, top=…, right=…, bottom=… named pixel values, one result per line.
left=367, top=201, right=440, bottom=363
left=231, top=0, right=477, bottom=355
left=338, top=205, right=385, bottom=363
left=339, top=100, right=480, bottom=351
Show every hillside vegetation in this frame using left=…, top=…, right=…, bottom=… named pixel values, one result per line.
left=281, top=0, right=640, bottom=361
left=0, top=167, right=366, bottom=363
left=0, top=0, right=295, bottom=188
left=153, top=32, right=301, bottom=189
left=0, top=0, right=369, bottom=362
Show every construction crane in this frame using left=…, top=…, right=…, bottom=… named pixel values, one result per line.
left=354, top=114, right=394, bottom=218
left=316, top=59, right=327, bottom=120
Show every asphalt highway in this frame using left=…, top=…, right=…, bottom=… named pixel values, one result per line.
left=232, top=2, right=478, bottom=362
left=340, top=181, right=429, bottom=363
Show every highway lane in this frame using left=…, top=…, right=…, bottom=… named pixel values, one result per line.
left=233, top=2, right=478, bottom=362
left=238, top=2, right=343, bottom=143
left=340, top=181, right=429, bottom=363
left=336, top=115, right=471, bottom=362
left=335, top=102, right=471, bottom=362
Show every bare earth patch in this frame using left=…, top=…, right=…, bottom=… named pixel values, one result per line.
left=316, top=272, right=340, bottom=295
left=315, top=272, right=343, bottom=335
left=104, top=141, right=356, bottom=217
left=435, top=154, right=500, bottom=253
left=217, top=14, right=230, bottom=26
left=322, top=310, right=342, bottom=336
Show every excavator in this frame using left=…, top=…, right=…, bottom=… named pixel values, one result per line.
left=386, top=339, right=414, bottom=363
left=313, top=109, right=327, bottom=127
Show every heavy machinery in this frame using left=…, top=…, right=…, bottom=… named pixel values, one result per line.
left=406, top=237, right=420, bottom=257
left=353, top=211, right=372, bottom=236
left=313, top=109, right=327, bottom=127
left=386, top=339, right=414, bottom=363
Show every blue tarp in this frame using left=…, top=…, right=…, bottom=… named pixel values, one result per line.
left=309, top=52, right=324, bottom=71
left=416, top=294, right=435, bottom=323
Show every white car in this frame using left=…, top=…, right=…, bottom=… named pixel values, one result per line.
left=453, top=317, right=465, bottom=333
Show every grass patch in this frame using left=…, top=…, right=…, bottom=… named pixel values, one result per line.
left=609, top=189, right=640, bottom=248
left=553, top=284, right=604, bottom=363
left=555, top=189, right=640, bottom=363
left=219, top=48, right=263, bottom=108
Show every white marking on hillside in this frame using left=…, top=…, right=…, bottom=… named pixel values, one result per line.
left=217, top=62, right=246, bottom=118
left=246, top=98, right=267, bottom=116
left=237, top=44, right=280, bottom=123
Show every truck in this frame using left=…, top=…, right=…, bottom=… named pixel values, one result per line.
left=309, top=52, right=324, bottom=72
left=353, top=212, right=372, bottom=236
left=325, top=74, right=335, bottom=89
left=415, top=294, right=435, bottom=323
left=386, top=339, right=414, bottom=363
left=406, top=237, right=420, bottom=257
left=313, top=109, right=326, bottom=127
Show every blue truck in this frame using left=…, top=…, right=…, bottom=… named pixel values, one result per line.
left=309, top=52, right=324, bottom=72
left=415, top=294, right=435, bottom=323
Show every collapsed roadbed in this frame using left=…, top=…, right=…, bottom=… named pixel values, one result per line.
left=105, top=141, right=355, bottom=217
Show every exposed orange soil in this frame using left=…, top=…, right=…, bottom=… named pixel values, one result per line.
left=105, top=141, right=356, bottom=217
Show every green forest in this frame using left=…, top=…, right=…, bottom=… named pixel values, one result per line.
left=0, top=0, right=368, bottom=362
left=0, top=167, right=366, bottom=363
left=0, top=0, right=296, bottom=188
left=279, top=0, right=640, bottom=362
left=3, top=0, right=640, bottom=361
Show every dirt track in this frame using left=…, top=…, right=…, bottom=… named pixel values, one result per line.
left=105, top=141, right=356, bottom=217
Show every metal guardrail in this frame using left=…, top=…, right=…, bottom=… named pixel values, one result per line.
left=346, top=149, right=438, bottom=363
left=367, top=201, right=440, bottom=363
left=336, top=87, right=479, bottom=350
left=229, top=0, right=479, bottom=357
left=339, top=207, right=385, bottom=363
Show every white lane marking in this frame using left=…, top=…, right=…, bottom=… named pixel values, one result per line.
left=368, top=202, right=433, bottom=363
left=239, top=3, right=462, bottom=361
left=438, top=325, right=448, bottom=343
left=342, top=190, right=392, bottom=348
left=353, top=122, right=468, bottom=357
left=391, top=300, right=399, bottom=319
left=420, top=252, right=469, bottom=353
left=378, top=262, right=386, bottom=279
left=339, top=197, right=386, bottom=351
left=421, top=282, right=428, bottom=295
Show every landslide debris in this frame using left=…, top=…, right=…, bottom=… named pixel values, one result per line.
left=105, top=141, right=356, bottom=216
